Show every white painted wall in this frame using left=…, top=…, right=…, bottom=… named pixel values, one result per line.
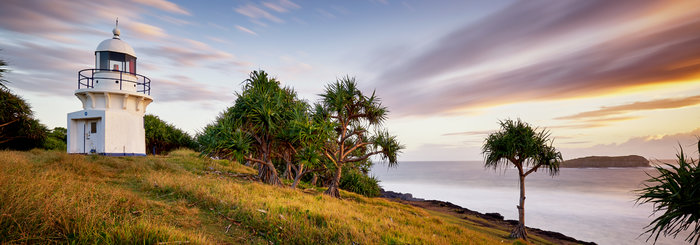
left=67, top=89, right=152, bottom=156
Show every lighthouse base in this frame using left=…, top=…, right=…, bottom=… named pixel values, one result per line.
left=67, top=109, right=147, bottom=156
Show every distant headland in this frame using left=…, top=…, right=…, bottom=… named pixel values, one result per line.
left=561, top=155, right=650, bottom=168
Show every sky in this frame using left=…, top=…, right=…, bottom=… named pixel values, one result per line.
left=1, top=0, right=699, bottom=161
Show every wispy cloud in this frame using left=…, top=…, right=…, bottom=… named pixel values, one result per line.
left=131, top=0, right=190, bottom=15
left=122, top=22, right=168, bottom=40
left=235, top=4, right=284, bottom=24
left=548, top=116, right=641, bottom=129
left=316, top=9, right=336, bottom=19
left=442, top=130, right=493, bottom=136
left=558, top=95, right=700, bottom=120
left=140, top=44, right=239, bottom=67
left=263, top=0, right=300, bottom=13
left=235, top=1, right=301, bottom=27
left=235, top=25, right=258, bottom=36
left=153, top=75, right=233, bottom=102
left=371, top=0, right=700, bottom=117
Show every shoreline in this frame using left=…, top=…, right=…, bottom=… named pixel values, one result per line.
left=380, top=188, right=597, bottom=245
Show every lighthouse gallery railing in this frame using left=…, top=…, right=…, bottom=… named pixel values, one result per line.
left=78, top=69, right=151, bottom=95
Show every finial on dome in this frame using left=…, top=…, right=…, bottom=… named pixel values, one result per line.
left=112, top=18, right=121, bottom=39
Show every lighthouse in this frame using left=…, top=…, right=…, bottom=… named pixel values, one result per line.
left=67, top=21, right=153, bottom=156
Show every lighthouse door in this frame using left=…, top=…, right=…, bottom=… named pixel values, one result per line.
left=84, top=120, right=99, bottom=154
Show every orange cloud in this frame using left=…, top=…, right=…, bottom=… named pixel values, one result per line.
left=371, top=1, right=700, bottom=117
left=131, top=0, right=190, bottom=15
left=558, top=95, right=700, bottom=120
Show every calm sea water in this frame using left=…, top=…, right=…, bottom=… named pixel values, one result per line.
left=370, top=161, right=688, bottom=245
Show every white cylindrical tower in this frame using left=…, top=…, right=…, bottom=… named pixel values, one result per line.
left=67, top=21, right=154, bottom=156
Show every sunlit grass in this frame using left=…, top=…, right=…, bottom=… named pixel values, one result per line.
left=0, top=149, right=553, bottom=244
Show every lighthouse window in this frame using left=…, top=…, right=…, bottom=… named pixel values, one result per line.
left=90, top=122, right=97, bottom=134
left=109, top=52, right=125, bottom=71
left=97, top=52, right=109, bottom=70
left=125, top=55, right=136, bottom=74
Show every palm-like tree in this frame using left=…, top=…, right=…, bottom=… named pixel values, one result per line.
left=482, top=119, right=562, bottom=241
left=637, top=143, right=700, bottom=245
left=199, top=70, right=299, bottom=186
left=276, top=101, right=334, bottom=189
left=319, top=76, right=403, bottom=198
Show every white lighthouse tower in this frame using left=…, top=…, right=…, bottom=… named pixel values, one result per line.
left=67, top=21, right=153, bottom=156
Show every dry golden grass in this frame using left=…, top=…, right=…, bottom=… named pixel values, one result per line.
left=0, top=149, right=549, bottom=244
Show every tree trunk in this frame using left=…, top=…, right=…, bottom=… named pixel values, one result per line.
left=323, top=167, right=343, bottom=198
left=282, top=160, right=293, bottom=180
left=510, top=174, right=528, bottom=240
left=258, top=160, right=282, bottom=186
left=310, top=173, right=318, bottom=186
left=291, top=164, right=305, bottom=189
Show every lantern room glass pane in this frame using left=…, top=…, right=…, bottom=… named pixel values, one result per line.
left=125, top=55, right=136, bottom=74
left=98, top=52, right=109, bottom=70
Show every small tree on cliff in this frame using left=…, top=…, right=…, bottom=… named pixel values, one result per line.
left=319, top=76, right=403, bottom=198
left=482, top=119, right=562, bottom=241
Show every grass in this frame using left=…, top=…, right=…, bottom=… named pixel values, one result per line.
left=1, top=149, right=557, bottom=244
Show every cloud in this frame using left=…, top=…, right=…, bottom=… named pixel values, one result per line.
left=561, top=128, right=700, bottom=159
left=558, top=95, right=700, bottom=120
left=122, top=22, right=168, bottom=40
left=263, top=0, right=300, bottom=13
left=1, top=42, right=91, bottom=94
left=316, top=9, right=336, bottom=19
left=547, top=116, right=641, bottom=129
left=235, top=4, right=284, bottom=24
left=140, top=44, right=237, bottom=67
left=442, top=130, right=493, bottom=136
left=372, top=0, right=700, bottom=117
left=235, top=25, right=258, bottom=36
left=152, top=75, right=233, bottom=102
left=131, top=0, right=190, bottom=15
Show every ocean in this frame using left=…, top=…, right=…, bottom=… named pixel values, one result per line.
left=370, top=161, right=689, bottom=245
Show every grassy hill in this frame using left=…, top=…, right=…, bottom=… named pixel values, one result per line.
left=0, top=149, right=570, bottom=244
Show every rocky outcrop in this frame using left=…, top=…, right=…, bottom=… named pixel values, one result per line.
left=380, top=188, right=425, bottom=201
left=561, top=155, right=650, bottom=168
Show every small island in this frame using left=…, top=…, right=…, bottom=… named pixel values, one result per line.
left=561, top=155, right=650, bottom=168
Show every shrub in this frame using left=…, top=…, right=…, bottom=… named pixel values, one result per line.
left=0, top=88, right=47, bottom=150
left=144, top=115, right=196, bottom=155
left=43, top=127, right=67, bottom=151
left=339, top=168, right=381, bottom=197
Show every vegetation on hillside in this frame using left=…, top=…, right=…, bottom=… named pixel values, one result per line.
left=0, top=149, right=546, bottom=244
left=637, top=143, right=700, bottom=245
left=199, top=71, right=401, bottom=198
left=482, top=119, right=563, bottom=241
left=144, top=114, right=197, bottom=155
left=0, top=59, right=48, bottom=150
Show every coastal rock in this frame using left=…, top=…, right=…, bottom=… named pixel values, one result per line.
left=561, top=155, right=650, bottom=168
left=380, top=188, right=425, bottom=201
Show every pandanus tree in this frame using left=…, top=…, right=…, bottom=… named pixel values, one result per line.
left=318, top=76, right=403, bottom=198
left=637, top=142, right=700, bottom=245
left=199, top=70, right=299, bottom=186
left=482, top=119, right=562, bottom=241
left=276, top=102, right=334, bottom=189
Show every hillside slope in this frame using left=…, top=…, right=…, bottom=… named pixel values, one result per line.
left=1, top=149, right=569, bottom=244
